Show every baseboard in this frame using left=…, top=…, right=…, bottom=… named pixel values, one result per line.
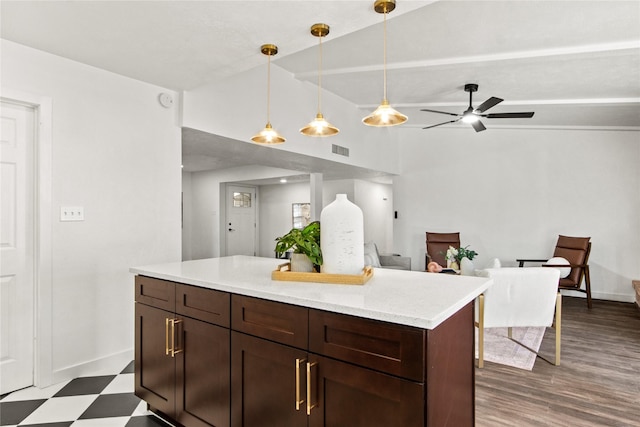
left=561, top=289, right=635, bottom=303
left=51, top=348, right=134, bottom=386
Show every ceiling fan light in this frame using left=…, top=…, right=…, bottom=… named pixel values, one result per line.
left=461, top=112, right=479, bottom=124
left=363, top=100, right=408, bottom=127
left=300, top=113, right=340, bottom=137
left=251, top=122, right=286, bottom=144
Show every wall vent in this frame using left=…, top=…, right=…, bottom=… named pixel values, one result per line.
left=332, top=144, right=349, bottom=157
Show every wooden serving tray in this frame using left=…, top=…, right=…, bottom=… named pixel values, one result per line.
left=271, top=263, right=374, bottom=285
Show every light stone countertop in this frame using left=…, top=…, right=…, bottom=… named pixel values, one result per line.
left=130, top=255, right=492, bottom=330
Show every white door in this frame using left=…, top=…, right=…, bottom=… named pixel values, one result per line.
left=225, top=185, right=256, bottom=256
left=0, top=101, right=35, bottom=394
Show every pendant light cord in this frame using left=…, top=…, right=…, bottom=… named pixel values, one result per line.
left=382, top=11, right=388, bottom=102
left=317, top=35, right=323, bottom=114
left=266, top=53, right=271, bottom=124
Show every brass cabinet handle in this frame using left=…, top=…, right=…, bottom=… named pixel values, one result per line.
left=170, top=319, right=183, bottom=357
left=295, top=358, right=306, bottom=410
left=306, top=362, right=317, bottom=415
left=165, top=318, right=170, bottom=355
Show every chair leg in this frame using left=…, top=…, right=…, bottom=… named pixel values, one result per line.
left=555, top=292, right=562, bottom=366
left=477, top=294, right=485, bottom=368
left=584, top=265, right=592, bottom=309
left=507, top=327, right=512, bottom=339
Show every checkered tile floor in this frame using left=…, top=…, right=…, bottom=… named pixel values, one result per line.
left=0, top=361, right=172, bottom=427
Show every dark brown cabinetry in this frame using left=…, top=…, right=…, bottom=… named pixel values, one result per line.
left=229, top=295, right=472, bottom=427
left=231, top=331, right=308, bottom=427
left=135, top=276, right=474, bottom=427
left=135, top=276, right=231, bottom=427
left=309, top=354, right=424, bottom=427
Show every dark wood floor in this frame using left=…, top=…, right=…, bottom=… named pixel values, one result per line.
left=475, top=296, right=640, bottom=426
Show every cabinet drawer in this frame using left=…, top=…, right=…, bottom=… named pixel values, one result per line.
left=176, top=283, right=230, bottom=328
left=135, top=276, right=175, bottom=311
left=231, top=295, right=308, bottom=349
left=309, top=310, right=425, bottom=382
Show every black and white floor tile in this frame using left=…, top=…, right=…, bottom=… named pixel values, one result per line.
left=0, top=361, right=172, bottom=427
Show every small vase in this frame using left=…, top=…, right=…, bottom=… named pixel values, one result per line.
left=320, top=194, right=364, bottom=275
left=290, top=253, right=314, bottom=272
left=448, top=259, right=459, bottom=270
left=460, top=257, right=474, bottom=276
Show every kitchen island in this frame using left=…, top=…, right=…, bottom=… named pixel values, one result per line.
left=131, top=256, right=492, bottom=427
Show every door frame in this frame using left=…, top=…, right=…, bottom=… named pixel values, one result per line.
left=2, top=89, right=53, bottom=388
left=220, top=183, right=259, bottom=257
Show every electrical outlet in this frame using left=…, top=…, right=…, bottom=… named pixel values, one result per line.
left=60, top=206, right=84, bottom=221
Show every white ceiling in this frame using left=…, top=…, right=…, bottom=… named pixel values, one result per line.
left=2, top=0, right=639, bottom=179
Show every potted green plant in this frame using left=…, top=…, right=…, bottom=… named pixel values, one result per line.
left=274, top=221, right=323, bottom=272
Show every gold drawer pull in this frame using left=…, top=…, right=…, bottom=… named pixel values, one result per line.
left=165, top=318, right=170, bottom=355
left=295, top=358, right=306, bottom=410
left=306, top=362, right=317, bottom=415
left=170, top=319, right=183, bottom=357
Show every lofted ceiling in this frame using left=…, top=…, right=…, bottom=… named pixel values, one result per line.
left=2, top=0, right=639, bottom=179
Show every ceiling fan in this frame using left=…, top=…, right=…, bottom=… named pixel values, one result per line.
left=421, top=83, right=535, bottom=132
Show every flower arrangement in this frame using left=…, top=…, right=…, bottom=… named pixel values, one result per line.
left=445, top=245, right=478, bottom=264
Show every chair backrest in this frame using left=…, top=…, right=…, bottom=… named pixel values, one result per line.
left=476, top=267, right=560, bottom=328
left=426, top=232, right=460, bottom=266
left=553, top=235, right=591, bottom=287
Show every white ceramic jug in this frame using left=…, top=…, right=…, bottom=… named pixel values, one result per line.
left=320, top=194, right=364, bottom=275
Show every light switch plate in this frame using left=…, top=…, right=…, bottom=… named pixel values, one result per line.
left=60, top=206, right=84, bottom=221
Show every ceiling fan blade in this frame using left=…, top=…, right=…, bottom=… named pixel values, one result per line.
left=422, top=119, right=460, bottom=130
left=475, top=97, right=503, bottom=113
left=471, top=120, right=486, bottom=132
left=485, top=112, right=535, bottom=118
left=420, top=108, right=460, bottom=117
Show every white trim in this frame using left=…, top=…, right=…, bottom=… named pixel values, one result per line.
left=562, top=289, right=636, bottom=304
left=1, top=89, right=53, bottom=388
left=400, top=123, right=640, bottom=132
left=304, top=40, right=640, bottom=78
left=384, top=97, right=640, bottom=109
left=52, top=349, right=133, bottom=384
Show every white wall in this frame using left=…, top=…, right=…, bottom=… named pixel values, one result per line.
left=354, top=180, right=394, bottom=254
left=394, top=126, right=640, bottom=302
left=182, top=63, right=401, bottom=175
left=182, top=171, right=193, bottom=261
left=256, top=179, right=393, bottom=258
left=258, top=182, right=311, bottom=258
left=322, top=179, right=355, bottom=207
left=185, top=166, right=305, bottom=260
left=1, top=40, right=182, bottom=383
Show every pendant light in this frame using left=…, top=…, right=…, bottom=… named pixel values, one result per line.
left=362, top=0, right=407, bottom=127
left=252, top=44, right=286, bottom=144
left=300, top=23, right=339, bottom=137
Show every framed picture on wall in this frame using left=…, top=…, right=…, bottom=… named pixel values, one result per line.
left=292, top=203, right=311, bottom=229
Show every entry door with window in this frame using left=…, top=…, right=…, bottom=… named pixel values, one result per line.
left=1, top=101, right=35, bottom=394
left=225, top=185, right=256, bottom=256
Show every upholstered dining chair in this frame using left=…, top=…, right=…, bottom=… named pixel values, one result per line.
left=517, top=235, right=592, bottom=308
left=475, top=267, right=562, bottom=368
left=425, top=232, right=460, bottom=267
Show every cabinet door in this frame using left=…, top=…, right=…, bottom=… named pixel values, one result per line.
left=308, top=355, right=424, bottom=427
left=135, top=276, right=175, bottom=311
left=135, top=302, right=175, bottom=419
left=231, top=332, right=308, bottom=427
left=176, top=316, right=231, bottom=427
